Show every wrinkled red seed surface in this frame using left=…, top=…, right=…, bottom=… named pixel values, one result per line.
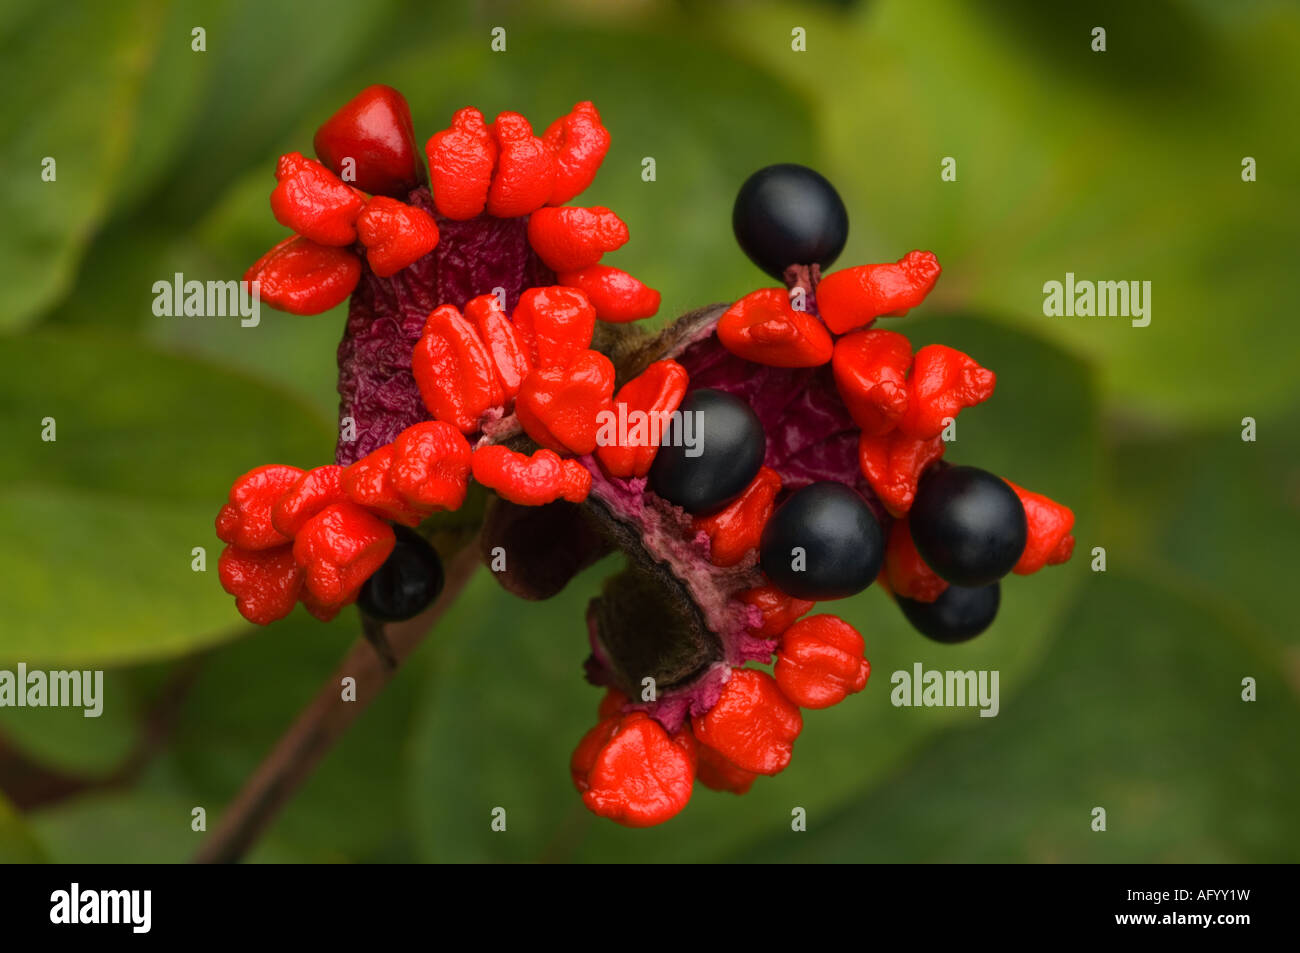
left=336, top=188, right=554, bottom=465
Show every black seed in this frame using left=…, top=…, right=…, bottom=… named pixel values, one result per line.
left=358, top=525, right=445, bottom=622
left=759, top=482, right=883, bottom=600
left=897, top=582, right=1000, bottom=643
left=909, top=465, right=1027, bottom=587
left=648, top=388, right=765, bottom=515
left=732, top=163, right=849, bottom=280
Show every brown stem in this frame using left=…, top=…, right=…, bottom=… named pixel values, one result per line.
left=193, top=539, right=481, bottom=864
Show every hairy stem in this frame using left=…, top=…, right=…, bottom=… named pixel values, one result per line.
left=193, top=539, right=481, bottom=864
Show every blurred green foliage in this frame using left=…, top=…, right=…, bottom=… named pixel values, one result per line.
left=0, top=0, right=1296, bottom=862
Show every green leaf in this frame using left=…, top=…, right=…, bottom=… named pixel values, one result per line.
left=406, top=561, right=618, bottom=862
left=0, top=793, right=46, bottom=863
left=49, top=210, right=348, bottom=423
left=107, top=0, right=211, bottom=218
left=1104, top=401, right=1300, bottom=648
left=407, top=316, right=1099, bottom=861
left=147, top=0, right=404, bottom=226
left=0, top=330, right=334, bottom=665
left=29, top=749, right=319, bottom=863
left=734, top=570, right=1300, bottom=862
left=0, top=0, right=166, bottom=329
left=0, top=669, right=139, bottom=777
left=40, top=0, right=407, bottom=417
left=706, top=0, right=1300, bottom=426
left=29, top=788, right=197, bottom=864
left=27, top=768, right=312, bottom=863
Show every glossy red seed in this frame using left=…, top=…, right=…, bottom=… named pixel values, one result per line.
left=716, top=287, right=833, bottom=368
left=884, top=516, right=949, bottom=602
left=774, top=614, right=870, bottom=709
left=832, top=328, right=913, bottom=436
left=571, top=712, right=697, bottom=828
left=694, top=742, right=759, bottom=795
left=692, top=466, right=782, bottom=567
left=1005, top=481, right=1076, bottom=575
left=514, top=349, right=615, bottom=456
left=463, top=294, right=532, bottom=400
left=215, top=464, right=305, bottom=551
left=858, top=428, right=945, bottom=517
left=594, top=359, right=689, bottom=479
left=486, top=112, right=556, bottom=218
left=271, top=465, right=347, bottom=538
left=390, top=421, right=473, bottom=511
left=300, top=588, right=351, bottom=623
left=244, top=236, right=361, bottom=315
left=817, top=250, right=942, bottom=335
left=292, top=501, right=396, bottom=606
left=556, top=265, right=660, bottom=322
left=355, top=196, right=440, bottom=278
left=426, top=107, right=498, bottom=220
left=691, top=668, right=802, bottom=776
left=270, top=152, right=366, bottom=246
left=342, top=445, right=428, bottom=527
left=510, top=286, right=596, bottom=370
left=737, top=585, right=815, bottom=638
left=526, top=206, right=628, bottom=273
left=313, top=84, right=425, bottom=198
left=597, top=688, right=629, bottom=721
left=543, top=101, right=611, bottom=206
left=412, top=304, right=505, bottom=434
left=471, top=446, right=591, bottom=506
left=897, top=344, right=996, bottom=440
left=218, top=543, right=303, bottom=626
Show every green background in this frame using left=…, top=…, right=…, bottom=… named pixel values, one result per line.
left=1, top=0, right=1297, bottom=863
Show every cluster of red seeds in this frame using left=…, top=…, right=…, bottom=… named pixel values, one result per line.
left=713, top=258, right=1074, bottom=604
left=568, top=256, right=1074, bottom=827
left=215, top=419, right=471, bottom=625
left=242, top=89, right=656, bottom=321
left=220, top=89, right=664, bottom=626
left=573, top=610, right=871, bottom=825
left=216, top=85, right=1075, bottom=830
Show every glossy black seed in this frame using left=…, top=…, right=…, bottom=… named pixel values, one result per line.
left=909, top=465, right=1027, bottom=587
left=759, top=482, right=883, bottom=600
left=732, top=163, right=849, bottom=280
left=649, top=388, right=765, bottom=515
left=358, top=525, right=445, bottom=622
left=897, top=582, right=1000, bottom=644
